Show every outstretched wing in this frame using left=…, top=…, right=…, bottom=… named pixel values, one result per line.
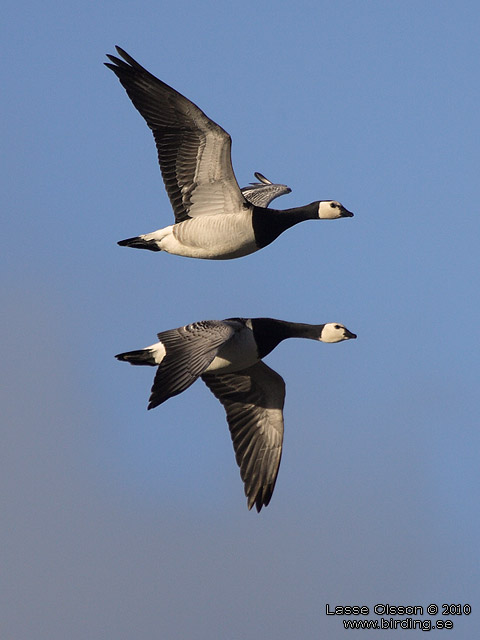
left=241, top=172, right=292, bottom=207
left=147, top=321, right=236, bottom=408
left=105, top=47, right=247, bottom=223
left=202, top=361, right=285, bottom=512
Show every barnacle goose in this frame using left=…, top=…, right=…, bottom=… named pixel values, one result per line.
left=116, top=317, right=357, bottom=511
left=105, top=47, right=354, bottom=260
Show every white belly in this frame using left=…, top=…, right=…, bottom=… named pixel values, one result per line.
left=160, top=212, right=258, bottom=259
left=205, top=326, right=259, bottom=373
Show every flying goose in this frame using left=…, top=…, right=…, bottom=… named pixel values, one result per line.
left=105, top=47, right=354, bottom=260
left=116, top=317, right=357, bottom=511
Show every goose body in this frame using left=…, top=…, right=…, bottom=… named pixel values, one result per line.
left=105, top=47, right=354, bottom=260
left=116, top=317, right=357, bottom=511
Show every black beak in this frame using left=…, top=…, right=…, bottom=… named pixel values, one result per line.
left=341, top=207, right=354, bottom=218
left=344, top=329, right=357, bottom=339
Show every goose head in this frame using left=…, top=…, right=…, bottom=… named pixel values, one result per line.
left=320, top=323, right=357, bottom=343
left=318, top=201, right=354, bottom=219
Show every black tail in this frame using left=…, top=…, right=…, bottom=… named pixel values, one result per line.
left=117, top=236, right=161, bottom=252
left=115, top=349, right=157, bottom=366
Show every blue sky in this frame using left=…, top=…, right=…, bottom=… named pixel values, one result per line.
left=2, top=1, right=479, bottom=638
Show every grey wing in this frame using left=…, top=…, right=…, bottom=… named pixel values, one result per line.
left=105, top=47, right=246, bottom=223
left=148, top=321, right=236, bottom=409
left=241, top=172, right=292, bottom=208
left=202, top=361, right=285, bottom=512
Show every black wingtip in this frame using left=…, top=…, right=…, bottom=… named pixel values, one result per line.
left=113, top=46, right=130, bottom=63
left=147, top=395, right=164, bottom=411
left=251, top=499, right=266, bottom=513
left=105, top=47, right=141, bottom=74
left=105, top=46, right=129, bottom=61
left=108, top=46, right=146, bottom=72
left=246, top=493, right=271, bottom=513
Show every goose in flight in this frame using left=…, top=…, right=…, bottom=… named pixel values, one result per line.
left=116, top=317, right=357, bottom=511
left=105, top=47, right=354, bottom=260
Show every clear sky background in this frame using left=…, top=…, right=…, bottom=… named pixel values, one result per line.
left=2, top=1, right=479, bottom=638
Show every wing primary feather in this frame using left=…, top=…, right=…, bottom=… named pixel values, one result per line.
left=202, top=362, right=285, bottom=511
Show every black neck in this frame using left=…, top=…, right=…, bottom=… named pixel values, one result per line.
left=252, top=202, right=319, bottom=249
left=251, top=318, right=325, bottom=359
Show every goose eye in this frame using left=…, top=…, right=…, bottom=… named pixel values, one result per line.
left=330, top=202, right=336, bottom=208
left=334, top=324, right=341, bottom=329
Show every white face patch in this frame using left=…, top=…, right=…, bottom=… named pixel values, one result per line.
left=147, top=341, right=167, bottom=364
left=320, top=323, right=349, bottom=343
left=318, top=201, right=343, bottom=219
